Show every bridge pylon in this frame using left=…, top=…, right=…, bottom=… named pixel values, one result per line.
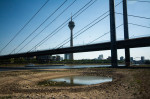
left=123, top=0, right=130, bottom=67
left=109, top=0, right=118, bottom=67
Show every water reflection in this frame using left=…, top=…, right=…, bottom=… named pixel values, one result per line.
left=49, top=76, right=112, bottom=85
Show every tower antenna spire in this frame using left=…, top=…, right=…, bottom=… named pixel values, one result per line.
left=71, top=13, right=72, bottom=21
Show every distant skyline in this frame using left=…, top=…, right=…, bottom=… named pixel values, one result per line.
left=0, top=0, right=150, bottom=60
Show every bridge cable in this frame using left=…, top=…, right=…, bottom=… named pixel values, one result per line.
left=130, top=34, right=150, bottom=39
left=56, top=14, right=110, bottom=49
left=17, top=0, right=77, bottom=53
left=49, top=25, right=123, bottom=57
left=55, top=11, right=109, bottom=49
left=28, top=0, right=94, bottom=52
left=54, top=1, right=123, bottom=49
left=89, top=24, right=123, bottom=44
left=128, top=23, right=150, bottom=28
left=71, top=13, right=150, bottom=46
left=48, top=0, right=99, bottom=49
left=128, top=0, right=150, bottom=3
left=68, top=24, right=124, bottom=54
left=0, top=0, right=50, bottom=54
left=10, top=0, right=67, bottom=54
left=29, top=0, right=96, bottom=52
left=28, top=0, right=97, bottom=52
left=55, top=23, right=149, bottom=56
left=115, top=12, right=150, bottom=20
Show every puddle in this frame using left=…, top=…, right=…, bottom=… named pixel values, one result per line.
left=38, top=76, right=112, bottom=86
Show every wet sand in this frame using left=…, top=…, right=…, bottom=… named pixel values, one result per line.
left=0, top=67, right=150, bottom=99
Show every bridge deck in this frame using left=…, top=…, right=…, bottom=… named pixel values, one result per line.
left=0, top=36, right=150, bottom=59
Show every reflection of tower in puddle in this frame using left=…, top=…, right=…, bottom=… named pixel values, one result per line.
left=70, top=76, right=74, bottom=84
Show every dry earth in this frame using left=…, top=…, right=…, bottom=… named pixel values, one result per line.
left=0, top=67, right=150, bottom=99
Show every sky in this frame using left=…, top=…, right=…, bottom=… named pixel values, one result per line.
left=0, top=0, right=150, bottom=60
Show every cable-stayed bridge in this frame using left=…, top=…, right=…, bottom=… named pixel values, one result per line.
left=0, top=0, right=150, bottom=67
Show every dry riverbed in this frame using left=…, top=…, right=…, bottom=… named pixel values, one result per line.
left=0, top=67, right=150, bottom=99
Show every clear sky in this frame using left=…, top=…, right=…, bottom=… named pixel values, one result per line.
left=0, top=0, right=150, bottom=60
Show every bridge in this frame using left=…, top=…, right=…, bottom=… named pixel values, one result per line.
left=0, top=36, right=150, bottom=59
left=0, top=0, right=150, bottom=67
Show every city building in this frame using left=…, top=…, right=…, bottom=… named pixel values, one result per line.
left=130, top=57, right=133, bottom=61
left=107, top=56, right=111, bottom=60
left=52, top=56, right=56, bottom=61
left=56, top=55, right=61, bottom=61
left=60, top=57, right=63, bottom=61
left=36, top=55, right=61, bottom=62
left=141, top=56, right=145, bottom=63
left=120, top=56, right=124, bottom=61
left=98, top=54, right=103, bottom=60
left=64, top=54, right=70, bottom=60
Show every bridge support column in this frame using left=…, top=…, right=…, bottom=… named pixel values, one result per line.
left=109, top=0, right=118, bottom=67
left=123, top=0, right=130, bottom=67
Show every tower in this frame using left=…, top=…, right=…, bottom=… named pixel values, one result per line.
left=68, top=16, right=75, bottom=60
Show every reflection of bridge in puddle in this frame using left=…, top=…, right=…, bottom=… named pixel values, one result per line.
left=49, top=76, right=112, bottom=85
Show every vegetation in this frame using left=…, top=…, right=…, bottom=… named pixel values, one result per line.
left=0, top=58, right=37, bottom=64
left=0, top=58, right=125, bottom=66
left=145, top=60, right=150, bottom=64
left=1, top=57, right=150, bottom=66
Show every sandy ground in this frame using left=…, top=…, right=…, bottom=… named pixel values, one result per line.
left=0, top=67, right=150, bottom=99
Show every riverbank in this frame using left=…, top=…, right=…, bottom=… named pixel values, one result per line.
left=0, top=66, right=150, bottom=99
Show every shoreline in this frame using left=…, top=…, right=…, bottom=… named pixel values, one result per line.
left=0, top=63, right=127, bottom=68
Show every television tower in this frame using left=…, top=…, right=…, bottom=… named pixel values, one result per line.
left=68, top=16, right=75, bottom=60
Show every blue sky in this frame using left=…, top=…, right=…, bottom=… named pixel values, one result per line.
left=0, top=0, right=150, bottom=60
